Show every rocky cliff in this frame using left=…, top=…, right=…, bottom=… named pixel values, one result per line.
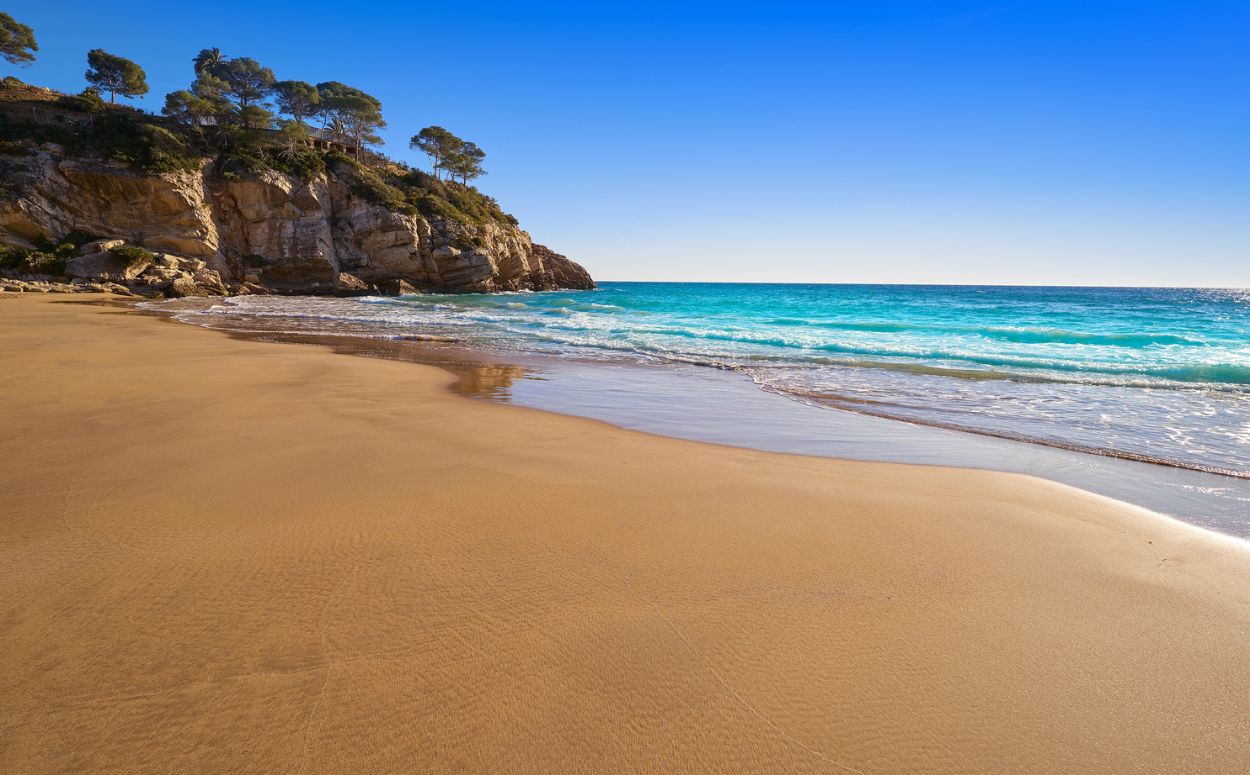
left=0, top=142, right=592, bottom=297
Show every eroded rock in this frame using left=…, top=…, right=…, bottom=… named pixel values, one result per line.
left=0, top=147, right=594, bottom=294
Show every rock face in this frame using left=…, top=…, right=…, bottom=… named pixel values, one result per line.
left=0, top=148, right=593, bottom=295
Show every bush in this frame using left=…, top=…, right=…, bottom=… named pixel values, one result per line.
left=0, top=117, right=84, bottom=155
left=327, top=154, right=415, bottom=215
left=24, top=251, right=66, bottom=276
left=96, top=114, right=200, bottom=174
left=451, top=233, right=484, bottom=251
left=393, top=168, right=517, bottom=226
left=0, top=244, right=22, bottom=270
left=216, top=147, right=267, bottom=180
left=56, top=88, right=106, bottom=114
left=0, top=245, right=65, bottom=276
left=0, top=232, right=99, bottom=276
left=266, top=145, right=326, bottom=180
left=108, top=245, right=155, bottom=267
left=320, top=154, right=523, bottom=225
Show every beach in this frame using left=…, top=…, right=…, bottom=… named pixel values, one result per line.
left=2, top=294, right=1249, bottom=772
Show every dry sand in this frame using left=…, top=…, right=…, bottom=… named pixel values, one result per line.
left=1, top=295, right=1248, bottom=773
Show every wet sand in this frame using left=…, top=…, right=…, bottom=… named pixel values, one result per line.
left=2, top=295, right=1248, bottom=773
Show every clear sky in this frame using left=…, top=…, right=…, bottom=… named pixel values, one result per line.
left=7, top=1, right=1248, bottom=286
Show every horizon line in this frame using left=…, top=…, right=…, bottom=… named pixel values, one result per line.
left=590, top=280, right=1250, bottom=291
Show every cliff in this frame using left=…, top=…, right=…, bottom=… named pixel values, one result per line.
left=0, top=84, right=592, bottom=297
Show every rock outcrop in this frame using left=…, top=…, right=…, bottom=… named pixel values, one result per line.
left=0, top=145, right=593, bottom=295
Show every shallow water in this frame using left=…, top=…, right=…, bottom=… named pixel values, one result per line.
left=152, top=283, right=1250, bottom=477
left=145, top=283, right=1250, bottom=537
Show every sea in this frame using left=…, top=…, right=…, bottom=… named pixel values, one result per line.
left=147, top=283, right=1250, bottom=538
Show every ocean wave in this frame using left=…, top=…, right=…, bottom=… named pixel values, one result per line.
left=153, top=296, right=1250, bottom=388
left=483, top=321, right=1250, bottom=386
left=769, top=317, right=1207, bottom=347
left=141, top=285, right=1250, bottom=478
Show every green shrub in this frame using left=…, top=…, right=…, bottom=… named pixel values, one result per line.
left=56, top=88, right=106, bottom=114
left=31, top=236, right=80, bottom=261
left=266, top=145, right=326, bottom=180
left=216, top=148, right=267, bottom=180
left=96, top=114, right=200, bottom=174
left=0, top=245, right=65, bottom=276
left=108, top=245, right=155, bottom=267
left=0, top=232, right=100, bottom=276
left=327, top=154, right=415, bottom=214
left=413, top=193, right=460, bottom=221
left=0, top=110, right=202, bottom=175
left=0, top=117, right=84, bottom=154
left=451, top=233, right=480, bottom=251
left=391, top=168, right=517, bottom=226
left=0, top=244, right=22, bottom=270
left=24, top=251, right=66, bottom=276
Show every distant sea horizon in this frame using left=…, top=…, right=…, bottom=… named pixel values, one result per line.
left=596, top=280, right=1250, bottom=290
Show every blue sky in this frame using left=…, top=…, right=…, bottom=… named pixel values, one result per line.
left=7, top=1, right=1248, bottom=286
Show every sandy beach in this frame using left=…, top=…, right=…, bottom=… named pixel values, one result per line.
left=2, top=295, right=1248, bottom=773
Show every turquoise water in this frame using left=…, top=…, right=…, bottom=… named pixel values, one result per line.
left=159, top=283, right=1250, bottom=477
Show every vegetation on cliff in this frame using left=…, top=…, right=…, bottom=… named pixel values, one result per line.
left=0, top=231, right=95, bottom=276
left=0, top=13, right=593, bottom=296
left=0, top=13, right=514, bottom=228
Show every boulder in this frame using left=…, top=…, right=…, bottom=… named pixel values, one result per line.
left=65, top=249, right=153, bottom=281
left=530, top=243, right=596, bottom=291
left=166, top=275, right=210, bottom=298
left=101, top=282, right=134, bottom=296
left=77, top=239, right=125, bottom=255
left=332, top=272, right=372, bottom=297
left=192, top=269, right=229, bottom=295
left=126, top=281, right=166, bottom=298
left=377, top=279, right=418, bottom=296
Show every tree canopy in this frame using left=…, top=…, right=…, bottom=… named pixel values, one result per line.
left=84, top=49, right=148, bottom=104
left=445, top=141, right=486, bottom=185
left=0, top=22, right=519, bottom=213
left=162, top=89, right=219, bottom=134
left=316, top=81, right=385, bottom=157
left=192, top=47, right=225, bottom=76
left=38, top=37, right=497, bottom=190
left=173, top=51, right=278, bottom=130
left=273, top=80, right=319, bottom=127
left=0, top=12, right=37, bottom=66
left=410, top=126, right=460, bottom=180
left=217, top=58, right=275, bottom=109
left=411, top=127, right=486, bottom=184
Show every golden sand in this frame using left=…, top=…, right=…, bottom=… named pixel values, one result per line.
left=1, top=296, right=1248, bottom=773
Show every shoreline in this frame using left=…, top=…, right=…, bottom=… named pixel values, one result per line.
left=4, top=294, right=1250, bottom=772
left=143, top=298, right=1250, bottom=540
